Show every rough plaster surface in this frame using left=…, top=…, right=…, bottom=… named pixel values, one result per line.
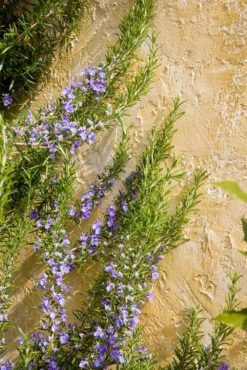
left=5, top=0, right=247, bottom=367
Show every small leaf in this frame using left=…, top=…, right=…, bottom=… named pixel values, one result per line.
left=241, top=218, right=247, bottom=243
left=240, top=250, right=247, bottom=257
left=214, top=309, right=247, bottom=331
left=0, top=58, right=5, bottom=71
left=213, top=181, right=247, bottom=203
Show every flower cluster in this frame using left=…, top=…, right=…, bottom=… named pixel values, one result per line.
left=73, top=236, right=156, bottom=368
left=0, top=360, right=13, bottom=370
left=2, top=94, right=12, bottom=107
left=218, top=364, right=230, bottom=370
left=106, top=205, right=117, bottom=233
left=26, top=226, right=76, bottom=368
left=60, top=117, right=207, bottom=369
left=78, top=220, right=103, bottom=257
left=0, top=264, right=14, bottom=354
left=67, top=179, right=160, bottom=368
left=12, top=66, right=107, bottom=155
left=69, top=173, right=114, bottom=221
left=0, top=2, right=165, bottom=368
left=0, top=286, right=9, bottom=324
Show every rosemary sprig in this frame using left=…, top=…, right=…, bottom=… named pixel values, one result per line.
left=0, top=0, right=87, bottom=99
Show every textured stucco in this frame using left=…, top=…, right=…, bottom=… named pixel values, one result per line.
left=4, top=0, right=247, bottom=367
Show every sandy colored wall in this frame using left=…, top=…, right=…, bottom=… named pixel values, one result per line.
left=5, top=0, right=247, bottom=367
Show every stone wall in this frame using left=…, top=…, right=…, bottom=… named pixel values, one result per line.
left=5, top=0, right=247, bottom=367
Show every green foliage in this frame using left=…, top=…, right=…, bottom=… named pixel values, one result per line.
left=163, top=274, right=240, bottom=370
left=65, top=99, right=206, bottom=369
left=105, top=0, right=154, bottom=94
left=0, top=0, right=87, bottom=98
left=198, top=273, right=240, bottom=369
left=0, top=113, right=14, bottom=224
left=213, top=181, right=247, bottom=203
left=104, top=127, right=130, bottom=180
left=119, top=327, right=155, bottom=370
left=114, top=34, right=158, bottom=114
left=214, top=179, right=247, bottom=334
left=241, top=218, right=247, bottom=243
left=214, top=309, right=247, bottom=331
left=165, top=309, right=204, bottom=370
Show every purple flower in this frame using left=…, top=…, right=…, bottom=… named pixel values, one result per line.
left=98, top=343, right=108, bottom=355
left=106, top=325, right=114, bottom=335
left=60, top=310, right=67, bottom=322
left=107, top=206, right=116, bottom=217
left=136, top=346, right=146, bottom=353
left=102, top=298, right=111, bottom=311
left=90, top=234, right=100, bottom=249
left=63, top=87, right=74, bottom=99
left=44, top=216, right=54, bottom=230
left=49, top=310, right=56, bottom=320
left=60, top=333, right=69, bottom=345
left=68, top=121, right=78, bottom=134
left=81, top=202, right=93, bottom=219
left=0, top=360, right=13, bottom=370
left=110, top=347, right=125, bottom=364
left=107, top=217, right=117, bottom=229
left=62, top=236, right=70, bottom=245
left=79, top=359, right=89, bottom=368
left=63, top=100, right=74, bottom=113
left=92, top=220, right=102, bottom=235
left=30, top=210, right=38, bottom=220
left=218, top=364, right=230, bottom=370
left=94, top=358, right=103, bottom=368
left=0, top=313, right=7, bottom=322
left=118, top=306, right=128, bottom=320
left=2, top=93, right=13, bottom=107
left=79, top=127, right=87, bottom=141
left=38, top=273, right=48, bottom=290
left=87, top=131, right=95, bottom=144
left=108, top=334, right=116, bottom=345
left=151, top=266, right=159, bottom=280
left=48, top=360, right=57, bottom=370
left=42, top=297, right=50, bottom=313
left=33, top=243, right=40, bottom=252
left=116, top=316, right=124, bottom=328
left=31, top=332, right=43, bottom=345
left=17, top=336, right=24, bottom=345
left=105, top=263, right=118, bottom=278
left=129, top=317, right=139, bottom=330
left=106, top=205, right=117, bottom=230
left=53, top=293, right=65, bottom=306
left=93, top=326, right=105, bottom=339
left=121, top=201, right=129, bottom=213
left=69, top=205, right=76, bottom=216
left=51, top=320, right=60, bottom=333
left=145, top=290, right=153, bottom=301
left=36, top=220, right=42, bottom=228
left=106, top=281, right=115, bottom=292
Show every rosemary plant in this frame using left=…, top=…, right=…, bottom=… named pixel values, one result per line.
left=0, top=113, right=14, bottom=224
left=0, top=128, right=129, bottom=358
left=121, top=277, right=240, bottom=370
left=165, top=274, right=240, bottom=370
left=0, top=0, right=87, bottom=100
left=49, top=99, right=206, bottom=369
left=0, top=96, right=237, bottom=370
left=0, top=1, right=156, bottom=360
left=0, top=1, right=235, bottom=368
left=8, top=0, right=156, bottom=207
left=10, top=129, right=129, bottom=369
